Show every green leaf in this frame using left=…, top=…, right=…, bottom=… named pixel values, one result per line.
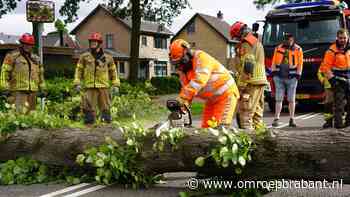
left=235, top=167, right=242, bottom=175
left=95, top=159, right=105, bottom=168
left=218, top=136, right=228, bottom=145
left=219, top=147, right=229, bottom=157
left=238, top=156, right=246, bottom=167
left=179, top=191, right=189, bottom=197
left=209, top=128, right=219, bottom=136
left=76, top=154, right=86, bottom=165
left=232, top=143, right=238, bottom=154
left=195, top=157, right=205, bottom=167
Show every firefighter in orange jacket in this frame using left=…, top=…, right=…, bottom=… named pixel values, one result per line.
left=230, top=21, right=268, bottom=130
left=319, top=28, right=350, bottom=128
left=169, top=39, right=240, bottom=128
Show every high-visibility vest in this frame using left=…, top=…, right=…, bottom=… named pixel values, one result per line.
left=179, top=50, right=239, bottom=102
left=271, top=44, right=303, bottom=76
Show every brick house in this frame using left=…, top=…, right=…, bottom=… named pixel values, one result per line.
left=70, top=4, right=173, bottom=79
left=172, top=12, right=237, bottom=69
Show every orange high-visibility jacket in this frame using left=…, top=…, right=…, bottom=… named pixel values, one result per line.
left=271, top=44, right=304, bottom=75
left=179, top=50, right=240, bottom=102
left=319, top=43, right=350, bottom=76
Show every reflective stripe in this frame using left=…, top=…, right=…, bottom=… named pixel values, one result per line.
left=189, top=81, right=202, bottom=91
left=213, top=79, right=235, bottom=96
left=208, top=73, right=220, bottom=83
left=196, top=67, right=210, bottom=74
left=332, top=67, right=350, bottom=71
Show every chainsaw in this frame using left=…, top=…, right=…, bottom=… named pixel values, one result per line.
left=155, top=99, right=192, bottom=137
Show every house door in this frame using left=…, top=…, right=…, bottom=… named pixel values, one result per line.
left=138, top=61, right=149, bottom=79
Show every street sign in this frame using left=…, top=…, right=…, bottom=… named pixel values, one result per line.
left=26, top=0, right=55, bottom=23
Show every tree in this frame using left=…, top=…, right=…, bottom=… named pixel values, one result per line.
left=0, top=0, right=190, bottom=81
left=59, top=0, right=190, bottom=81
left=253, top=0, right=350, bottom=9
left=54, top=19, right=68, bottom=47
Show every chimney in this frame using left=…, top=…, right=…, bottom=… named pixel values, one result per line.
left=217, top=11, right=223, bottom=20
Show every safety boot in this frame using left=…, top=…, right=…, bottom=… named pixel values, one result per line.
left=322, top=119, right=333, bottom=129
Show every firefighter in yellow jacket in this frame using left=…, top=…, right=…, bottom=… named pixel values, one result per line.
left=0, top=33, right=45, bottom=113
left=74, top=32, right=120, bottom=125
left=230, top=21, right=268, bottom=130
left=169, top=39, right=240, bottom=128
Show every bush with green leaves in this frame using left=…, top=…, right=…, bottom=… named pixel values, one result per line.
left=45, top=78, right=75, bottom=103
left=0, top=157, right=50, bottom=185
left=150, top=76, right=181, bottom=95
left=0, top=104, right=80, bottom=134
left=195, top=127, right=253, bottom=175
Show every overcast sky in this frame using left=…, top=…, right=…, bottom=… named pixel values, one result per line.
left=0, top=0, right=271, bottom=36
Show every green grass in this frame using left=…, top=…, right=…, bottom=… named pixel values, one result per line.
left=191, top=102, right=204, bottom=117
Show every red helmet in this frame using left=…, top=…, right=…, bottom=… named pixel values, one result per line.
left=88, top=32, right=103, bottom=43
left=19, top=33, right=35, bottom=45
left=230, top=21, right=246, bottom=39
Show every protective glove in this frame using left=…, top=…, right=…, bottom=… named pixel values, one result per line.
left=74, top=85, right=81, bottom=93
left=176, top=97, right=190, bottom=111
left=111, top=86, right=119, bottom=96
left=290, top=74, right=301, bottom=80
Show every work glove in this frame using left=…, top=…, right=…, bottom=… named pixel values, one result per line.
left=176, top=97, right=190, bottom=111
left=111, top=86, right=119, bottom=96
left=290, top=74, right=301, bottom=80
left=74, top=85, right=81, bottom=93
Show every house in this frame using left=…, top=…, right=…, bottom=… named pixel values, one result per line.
left=70, top=4, right=173, bottom=79
left=0, top=33, right=20, bottom=44
left=172, top=12, right=237, bottom=68
left=43, top=31, right=80, bottom=48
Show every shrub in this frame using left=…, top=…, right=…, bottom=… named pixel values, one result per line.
left=150, top=76, right=181, bottom=95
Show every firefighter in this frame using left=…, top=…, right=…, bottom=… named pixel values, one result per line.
left=271, top=33, right=303, bottom=127
left=73, top=32, right=120, bottom=125
left=230, top=21, right=268, bottom=130
left=317, top=71, right=334, bottom=128
left=0, top=33, right=45, bottom=113
left=169, top=39, right=240, bottom=128
left=319, top=28, right=350, bottom=128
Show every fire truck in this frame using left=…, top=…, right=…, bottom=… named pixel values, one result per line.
left=253, top=0, right=350, bottom=111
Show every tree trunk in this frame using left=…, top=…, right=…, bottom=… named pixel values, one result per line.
left=129, top=0, right=141, bottom=82
left=1, top=127, right=350, bottom=182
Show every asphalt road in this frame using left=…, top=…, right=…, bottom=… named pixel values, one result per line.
left=0, top=103, right=345, bottom=197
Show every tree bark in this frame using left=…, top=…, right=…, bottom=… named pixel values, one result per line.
left=0, top=127, right=350, bottom=182
left=129, top=0, right=141, bottom=81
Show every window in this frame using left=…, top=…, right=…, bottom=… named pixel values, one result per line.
left=142, top=36, right=147, bottom=46
left=106, top=34, right=114, bottom=49
left=154, top=61, right=168, bottom=77
left=154, top=37, right=167, bottom=49
left=228, top=43, right=235, bottom=58
left=119, top=61, right=125, bottom=74
left=187, top=20, right=195, bottom=34
left=263, top=18, right=340, bottom=46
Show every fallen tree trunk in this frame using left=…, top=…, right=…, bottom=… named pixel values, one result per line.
left=0, top=126, right=350, bottom=182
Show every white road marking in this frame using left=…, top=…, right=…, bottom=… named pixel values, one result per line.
left=63, top=185, right=107, bottom=197
left=295, top=113, right=315, bottom=120
left=39, top=183, right=91, bottom=197
left=301, top=113, right=320, bottom=120
left=270, top=113, right=318, bottom=129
